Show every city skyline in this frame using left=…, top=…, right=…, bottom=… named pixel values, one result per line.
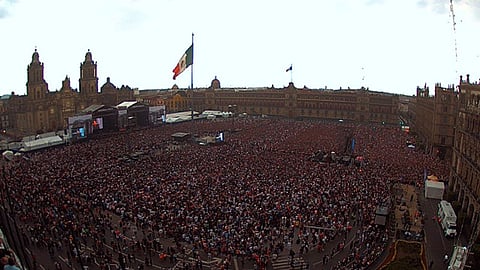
left=1, top=0, right=480, bottom=96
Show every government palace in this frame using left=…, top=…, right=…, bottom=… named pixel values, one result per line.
left=0, top=49, right=480, bottom=251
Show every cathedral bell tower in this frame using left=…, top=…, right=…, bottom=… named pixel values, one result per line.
left=79, top=49, right=99, bottom=96
left=26, top=48, right=49, bottom=100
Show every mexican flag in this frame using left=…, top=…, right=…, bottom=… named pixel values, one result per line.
left=172, top=44, right=193, bottom=80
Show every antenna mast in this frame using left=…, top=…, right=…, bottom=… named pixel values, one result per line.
left=449, top=0, right=459, bottom=75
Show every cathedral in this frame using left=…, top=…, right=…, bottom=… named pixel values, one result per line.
left=3, top=49, right=134, bottom=136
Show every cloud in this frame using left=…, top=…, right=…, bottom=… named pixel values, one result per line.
left=364, top=0, right=387, bottom=5
left=459, top=0, right=480, bottom=20
left=417, top=0, right=480, bottom=20
left=416, top=0, right=428, bottom=8
left=416, top=0, right=449, bottom=14
left=106, top=1, right=149, bottom=31
left=115, top=7, right=147, bottom=30
left=0, top=0, right=17, bottom=19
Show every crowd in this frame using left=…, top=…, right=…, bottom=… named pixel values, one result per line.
left=1, top=118, right=449, bottom=269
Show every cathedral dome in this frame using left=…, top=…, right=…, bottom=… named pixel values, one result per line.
left=211, top=76, right=220, bottom=89
left=100, top=77, right=116, bottom=92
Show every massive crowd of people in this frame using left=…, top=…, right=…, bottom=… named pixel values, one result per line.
left=1, top=118, right=449, bottom=269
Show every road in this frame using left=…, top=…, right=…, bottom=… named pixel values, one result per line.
left=420, top=190, right=466, bottom=270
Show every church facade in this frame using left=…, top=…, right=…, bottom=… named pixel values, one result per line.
left=4, top=50, right=134, bottom=136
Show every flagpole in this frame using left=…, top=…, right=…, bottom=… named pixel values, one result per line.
left=191, top=33, right=194, bottom=90
left=190, top=33, right=194, bottom=122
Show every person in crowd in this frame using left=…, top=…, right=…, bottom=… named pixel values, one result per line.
left=3, top=258, right=21, bottom=270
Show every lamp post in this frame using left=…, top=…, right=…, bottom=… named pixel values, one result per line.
left=127, top=116, right=134, bottom=156
left=228, top=104, right=237, bottom=131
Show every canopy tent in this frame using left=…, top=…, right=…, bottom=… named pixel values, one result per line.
left=171, top=132, right=191, bottom=141
left=165, top=111, right=198, bottom=123
left=20, top=136, right=64, bottom=152
left=425, top=180, right=445, bottom=199
left=375, top=206, right=389, bottom=226
left=2, top=150, right=14, bottom=161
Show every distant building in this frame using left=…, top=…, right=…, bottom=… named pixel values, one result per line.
left=4, top=49, right=134, bottom=136
left=138, top=85, right=188, bottom=113
left=413, top=83, right=458, bottom=160
left=398, top=95, right=412, bottom=115
left=398, top=95, right=414, bottom=126
left=0, top=94, right=11, bottom=132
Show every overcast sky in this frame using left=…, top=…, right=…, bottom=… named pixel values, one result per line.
left=1, top=0, right=479, bottom=96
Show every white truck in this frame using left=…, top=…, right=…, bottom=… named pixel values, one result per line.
left=448, top=246, right=468, bottom=270
left=438, top=200, right=457, bottom=237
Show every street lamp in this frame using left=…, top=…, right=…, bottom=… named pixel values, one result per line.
left=228, top=104, right=237, bottom=131
left=126, top=116, right=135, bottom=155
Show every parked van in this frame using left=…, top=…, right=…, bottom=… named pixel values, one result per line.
left=438, top=200, right=457, bottom=237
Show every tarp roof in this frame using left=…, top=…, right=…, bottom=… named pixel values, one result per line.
left=116, top=101, right=138, bottom=109
left=167, top=111, right=197, bottom=118
left=426, top=180, right=444, bottom=188
left=171, top=132, right=190, bottom=138
left=2, top=150, right=14, bottom=161
left=81, top=104, right=106, bottom=113
left=165, top=111, right=198, bottom=123
left=21, top=136, right=63, bottom=152
left=375, top=206, right=389, bottom=216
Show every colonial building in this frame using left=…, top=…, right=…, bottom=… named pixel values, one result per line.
left=413, top=83, right=458, bottom=160
left=5, top=50, right=134, bottom=135
left=450, top=74, right=480, bottom=243
left=137, top=84, right=188, bottom=112
left=137, top=77, right=400, bottom=125
left=398, top=95, right=414, bottom=125
left=0, top=95, right=11, bottom=132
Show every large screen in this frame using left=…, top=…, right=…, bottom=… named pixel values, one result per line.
left=93, top=117, right=104, bottom=130
left=216, top=132, right=224, bottom=142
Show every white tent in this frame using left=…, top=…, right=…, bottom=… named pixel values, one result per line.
left=425, top=180, right=445, bottom=200
left=20, top=136, right=64, bottom=152
left=2, top=150, right=14, bottom=161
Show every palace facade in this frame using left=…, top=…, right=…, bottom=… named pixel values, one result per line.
left=3, top=50, right=134, bottom=136
left=139, top=77, right=400, bottom=125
